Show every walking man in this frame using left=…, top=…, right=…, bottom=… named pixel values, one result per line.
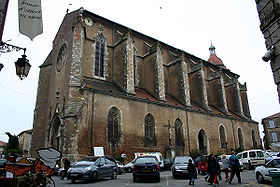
left=61, top=157, right=71, bottom=180
left=187, top=159, right=196, bottom=186
left=228, top=151, right=242, bottom=184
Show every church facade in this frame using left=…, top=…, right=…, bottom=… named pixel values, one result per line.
left=30, top=8, right=261, bottom=161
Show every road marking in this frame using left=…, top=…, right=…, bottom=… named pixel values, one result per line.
left=125, top=180, right=132, bottom=185
left=166, top=174, right=169, bottom=186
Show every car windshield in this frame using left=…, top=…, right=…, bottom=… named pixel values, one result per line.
left=174, top=157, right=192, bottom=164
left=268, top=159, right=280, bottom=168
left=71, top=161, right=94, bottom=168
left=135, top=157, right=157, bottom=164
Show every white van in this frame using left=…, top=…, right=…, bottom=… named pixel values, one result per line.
left=237, top=149, right=265, bottom=169
left=134, top=152, right=164, bottom=168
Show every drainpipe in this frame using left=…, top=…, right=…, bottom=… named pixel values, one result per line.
left=186, top=110, right=191, bottom=155
left=231, top=119, right=237, bottom=149
left=112, top=24, right=115, bottom=81
left=91, top=92, right=95, bottom=155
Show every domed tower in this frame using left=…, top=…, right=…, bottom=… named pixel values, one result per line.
left=208, top=43, right=226, bottom=69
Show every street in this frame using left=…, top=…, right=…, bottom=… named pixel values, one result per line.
left=52, top=170, right=273, bottom=187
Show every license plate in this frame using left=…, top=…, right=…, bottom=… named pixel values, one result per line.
left=143, top=169, right=151, bottom=173
left=71, top=174, right=78, bottom=176
left=182, top=170, right=187, bottom=173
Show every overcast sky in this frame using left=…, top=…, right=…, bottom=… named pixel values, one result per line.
left=0, top=0, right=279, bottom=143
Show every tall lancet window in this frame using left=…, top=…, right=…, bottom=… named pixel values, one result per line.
left=144, top=113, right=156, bottom=147
left=95, top=33, right=106, bottom=78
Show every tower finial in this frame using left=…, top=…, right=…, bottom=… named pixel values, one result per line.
left=209, top=41, right=216, bottom=54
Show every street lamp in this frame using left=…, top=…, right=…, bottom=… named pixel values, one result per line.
left=0, top=41, right=31, bottom=80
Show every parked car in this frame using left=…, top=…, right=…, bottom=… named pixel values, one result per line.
left=132, top=156, right=160, bottom=182
left=67, top=156, right=118, bottom=183
left=134, top=152, right=164, bottom=168
left=171, top=156, right=197, bottom=179
left=163, top=158, right=173, bottom=170
left=237, top=149, right=265, bottom=169
left=217, top=155, right=243, bottom=171
left=123, top=160, right=135, bottom=173
left=0, top=159, right=7, bottom=177
left=255, top=157, right=280, bottom=183
left=116, top=161, right=124, bottom=174
left=194, top=155, right=209, bottom=174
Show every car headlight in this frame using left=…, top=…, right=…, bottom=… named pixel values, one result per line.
left=85, top=167, right=91, bottom=171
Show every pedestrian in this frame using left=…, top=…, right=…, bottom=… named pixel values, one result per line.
left=228, top=151, right=242, bottom=184
left=209, top=156, right=220, bottom=187
left=205, top=155, right=213, bottom=183
left=61, top=157, right=71, bottom=180
left=187, top=159, right=196, bottom=186
left=221, top=154, right=230, bottom=182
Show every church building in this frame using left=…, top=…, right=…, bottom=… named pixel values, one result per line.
left=30, top=8, right=260, bottom=161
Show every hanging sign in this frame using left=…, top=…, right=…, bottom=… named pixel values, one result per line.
left=18, top=0, right=43, bottom=40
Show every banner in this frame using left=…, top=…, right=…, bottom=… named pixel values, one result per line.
left=18, top=0, right=43, bottom=40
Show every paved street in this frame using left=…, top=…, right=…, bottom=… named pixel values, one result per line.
left=52, top=170, right=273, bottom=187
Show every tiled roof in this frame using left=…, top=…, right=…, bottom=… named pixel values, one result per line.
left=208, top=53, right=226, bottom=69
left=263, top=112, right=280, bottom=120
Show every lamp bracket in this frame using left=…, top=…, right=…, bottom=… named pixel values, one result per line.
left=0, top=41, right=26, bottom=54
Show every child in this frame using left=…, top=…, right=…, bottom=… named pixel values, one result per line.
left=187, top=159, right=196, bottom=186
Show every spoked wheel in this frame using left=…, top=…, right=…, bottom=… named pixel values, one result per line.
left=111, top=170, right=117, bottom=179
left=256, top=173, right=264, bottom=183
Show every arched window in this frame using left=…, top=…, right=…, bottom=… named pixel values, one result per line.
left=175, top=119, right=184, bottom=147
left=252, top=129, right=257, bottom=149
left=198, top=129, right=208, bottom=155
left=95, top=34, right=106, bottom=78
left=144, top=114, right=156, bottom=147
left=108, top=107, right=120, bottom=148
left=219, top=125, right=227, bottom=149
left=238, top=128, right=244, bottom=149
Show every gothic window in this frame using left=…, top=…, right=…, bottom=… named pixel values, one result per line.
left=56, top=44, right=67, bottom=72
left=144, top=113, right=156, bottom=147
left=219, top=125, right=227, bottom=149
left=175, top=118, right=184, bottom=147
left=238, top=127, right=244, bottom=149
left=95, top=34, right=106, bottom=78
left=108, top=107, right=120, bottom=147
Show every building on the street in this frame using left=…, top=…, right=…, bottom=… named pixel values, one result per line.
left=18, top=129, right=32, bottom=157
left=262, top=112, right=280, bottom=151
left=30, top=8, right=261, bottom=162
left=0, top=140, right=6, bottom=159
left=255, top=0, right=280, bottom=102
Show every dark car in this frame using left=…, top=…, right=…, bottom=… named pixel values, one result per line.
left=171, top=156, right=197, bottom=179
left=163, top=158, right=173, bottom=170
left=67, top=156, right=118, bottom=183
left=0, top=159, right=7, bottom=177
left=132, top=156, right=160, bottom=182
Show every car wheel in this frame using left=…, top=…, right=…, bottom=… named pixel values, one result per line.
left=91, top=172, right=98, bottom=181
left=133, top=175, right=137, bottom=182
left=111, top=170, right=117, bottom=180
left=256, top=172, right=264, bottom=183
left=156, top=176, right=160, bottom=182
left=127, top=167, right=132, bottom=173
left=172, top=172, right=177, bottom=179
left=71, top=179, right=75, bottom=183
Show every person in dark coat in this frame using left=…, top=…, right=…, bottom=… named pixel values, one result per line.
left=187, top=159, right=196, bottom=186
left=208, top=156, right=220, bottom=186
left=61, top=157, right=71, bottom=180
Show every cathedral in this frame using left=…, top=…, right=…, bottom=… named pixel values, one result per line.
left=30, top=8, right=261, bottom=161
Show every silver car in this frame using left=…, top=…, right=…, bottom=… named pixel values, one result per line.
left=255, top=158, right=280, bottom=183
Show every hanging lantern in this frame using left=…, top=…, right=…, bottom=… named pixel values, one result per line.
left=15, top=54, right=31, bottom=80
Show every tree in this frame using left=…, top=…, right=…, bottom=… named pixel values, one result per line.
left=4, top=132, right=22, bottom=158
